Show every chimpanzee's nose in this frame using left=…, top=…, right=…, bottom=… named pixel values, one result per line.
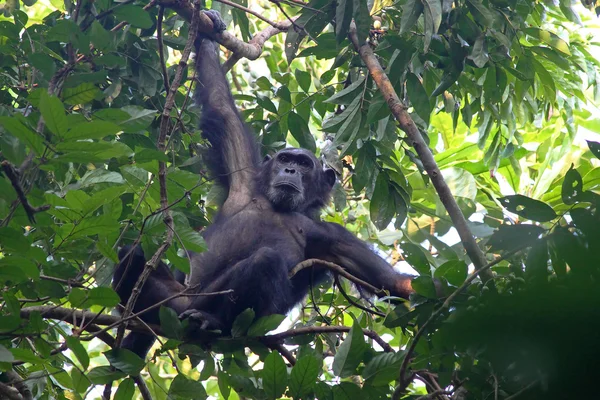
left=285, top=168, right=296, bottom=174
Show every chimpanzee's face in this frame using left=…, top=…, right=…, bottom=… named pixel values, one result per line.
left=262, top=148, right=335, bottom=212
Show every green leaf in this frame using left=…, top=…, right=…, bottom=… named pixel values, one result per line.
left=332, top=381, right=362, bottom=399
left=363, top=352, right=404, bottom=386
left=218, top=370, right=231, bottom=400
left=114, top=378, right=135, bottom=400
left=370, top=173, right=394, bottom=230
left=335, top=104, right=362, bottom=155
left=90, top=21, right=112, bottom=51
left=160, top=306, right=184, bottom=340
left=120, top=106, right=157, bottom=132
left=65, top=120, right=122, bottom=141
left=55, top=141, right=133, bottom=162
left=62, top=82, right=101, bottom=105
left=465, top=0, right=494, bottom=25
left=523, top=27, right=571, bottom=56
left=175, top=225, right=207, bottom=253
left=525, top=239, right=548, bottom=280
left=422, top=0, right=442, bottom=51
left=231, top=308, right=255, bottom=337
left=587, top=141, right=600, bottom=160
left=399, top=0, right=424, bottom=34
left=295, top=69, right=312, bottom=92
left=88, top=366, right=126, bottom=384
left=71, top=368, right=91, bottom=393
left=263, top=351, right=288, bottom=399
left=256, top=95, right=277, bottom=114
left=113, top=5, right=154, bottom=29
left=562, top=165, right=583, bottom=205
left=0, top=344, right=14, bottom=362
left=28, top=53, right=56, bottom=79
left=352, top=0, right=371, bottom=46
left=412, top=276, right=438, bottom=298
left=323, top=96, right=361, bottom=132
left=289, top=355, right=320, bottom=398
left=487, top=225, right=546, bottom=251
left=434, top=260, right=468, bottom=286
left=284, top=0, right=335, bottom=62
left=104, top=348, right=145, bottom=375
left=288, top=111, right=317, bottom=153
left=332, top=318, right=366, bottom=377
left=0, top=117, right=44, bottom=154
left=66, top=336, right=90, bottom=370
left=499, top=195, right=557, bottom=222
left=87, top=286, right=120, bottom=307
left=401, top=243, right=431, bottom=275
left=406, top=73, right=431, bottom=124
left=470, top=35, right=489, bottom=68
left=168, top=374, right=208, bottom=399
left=324, top=75, right=365, bottom=104
left=40, top=91, right=68, bottom=138
left=335, top=0, right=353, bottom=43
left=248, top=314, right=286, bottom=336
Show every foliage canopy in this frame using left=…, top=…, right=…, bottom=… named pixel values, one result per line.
left=0, top=0, right=599, bottom=399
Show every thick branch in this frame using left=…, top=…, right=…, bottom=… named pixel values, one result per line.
left=21, top=306, right=393, bottom=353
left=348, top=24, right=491, bottom=282
left=20, top=307, right=159, bottom=334
left=4, top=371, right=32, bottom=400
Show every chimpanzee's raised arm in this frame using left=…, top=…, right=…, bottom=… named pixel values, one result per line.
left=307, top=222, right=416, bottom=299
left=194, top=11, right=260, bottom=213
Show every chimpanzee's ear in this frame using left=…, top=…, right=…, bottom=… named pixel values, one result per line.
left=324, top=168, right=336, bottom=188
left=263, top=155, right=272, bottom=163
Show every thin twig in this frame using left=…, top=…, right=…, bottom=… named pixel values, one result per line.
left=1, top=161, right=50, bottom=223
left=504, top=381, right=537, bottom=400
left=334, top=275, right=386, bottom=317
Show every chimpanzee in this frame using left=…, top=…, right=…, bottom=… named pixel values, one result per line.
left=113, top=10, right=416, bottom=357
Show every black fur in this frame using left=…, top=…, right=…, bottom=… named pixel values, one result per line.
left=113, top=10, right=415, bottom=358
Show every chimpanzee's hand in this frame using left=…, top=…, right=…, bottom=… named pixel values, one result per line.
left=203, top=10, right=226, bottom=34
left=179, top=309, right=223, bottom=331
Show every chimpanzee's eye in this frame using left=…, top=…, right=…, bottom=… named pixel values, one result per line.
left=298, top=158, right=311, bottom=168
left=279, top=154, right=289, bottom=163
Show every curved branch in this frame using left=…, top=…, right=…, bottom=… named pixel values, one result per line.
left=289, top=259, right=385, bottom=295
left=263, top=325, right=394, bottom=353
left=157, top=0, right=292, bottom=64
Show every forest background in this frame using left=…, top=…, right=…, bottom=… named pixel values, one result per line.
left=0, top=0, right=599, bottom=399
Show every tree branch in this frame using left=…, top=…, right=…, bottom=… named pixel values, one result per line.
left=348, top=23, right=491, bottom=283
left=20, top=306, right=394, bottom=353
left=263, top=325, right=394, bottom=353
left=156, top=0, right=291, bottom=68
left=1, top=160, right=50, bottom=224
left=4, top=371, right=32, bottom=400
left=289, top=258, right=385, bottom=295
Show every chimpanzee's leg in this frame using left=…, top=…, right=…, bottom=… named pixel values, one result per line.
left=182, top=248, right=294, bottom=331
left=113, top=246, right=189, bottom=357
